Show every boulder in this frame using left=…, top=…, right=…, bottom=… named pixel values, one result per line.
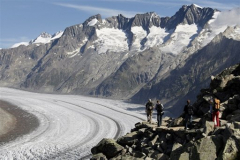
left=143, top=129, right=154, bottom=139
left=160, top=140, right=168, bottom=151
left=131, top=150, right=146, bottom=158
left=169, top=117, right=184, bottom=127
left=229, top=114, right=240, bottom=122
left=156, top=144, right=164, bottom=153
left=228, top=104, right=238, bottom=112
left=170, top=135, right=223, bottom=160
left=91, top=138, right=124, bottom=158
left=90, top=153, right=107, bottom=160
left=117, top=131, right=139, bottom=146
left=178, top=152, right=190, bottom=160
left=197, top=135, right=223, bottom=160
left=135, top=121, right=153, bottom=130
left=233, top=121, right=240, bottom=129
left=221, top=136, right=240, bottom=160
left=171, top=143, right=182, bottom=152
left=114, top=153, right=143, bottom=160
left=232, top=109, right=240, bottom=115
left=149, top=150, right=161, bottom=159
left=148, top=134, right=159, bottom=147
left=155, top=153, right=169, bottom=160
left=203, top=120, right=214, bottom=136
left=142, top=146, right=152, bottom=155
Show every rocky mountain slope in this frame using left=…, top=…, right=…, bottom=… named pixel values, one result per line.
left=90, top=63, right=240, bottom=160
left=0, top=4, right=239, bottom=115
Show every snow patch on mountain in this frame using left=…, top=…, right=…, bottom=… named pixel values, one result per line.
left=88, top=18, right=98, bottom=26
left=145, top=26, right=169, bottom=48
left=32, top=31, right=63, bottom=44
left=52, top=31, right=64, bottom=40
left=66, top=48, right=80, bottom=58
left=192, top=4, right=202, bottom=9
left=94, top=28, right=128, bottom=54
left=11, top=42, right=29, bottom=48
left=131, top=26, right=147, bottom=51
left=161, top=24, right=199, bottom=54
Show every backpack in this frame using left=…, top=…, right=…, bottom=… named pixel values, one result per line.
left=146, top=102, right=153, bottom=110
left=214, top=98, right=220, bottom=111
left=156, top=104, right=163, bottom=112
left=187, top=105, right=194, bottom=115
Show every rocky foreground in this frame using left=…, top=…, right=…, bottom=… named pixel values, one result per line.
left=90, top=64, right=240, bottom=160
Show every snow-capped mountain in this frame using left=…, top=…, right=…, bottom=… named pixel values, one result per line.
left=1, top=4, right=240, bottom=114
left=11, top=31, right=64, bottom=48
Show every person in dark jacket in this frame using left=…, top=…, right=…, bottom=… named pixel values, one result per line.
left=155, top=100, right=164, bottom=127
left=183, top=100, right=194, bottom=129
left=145, top=99, right=154, bottom=123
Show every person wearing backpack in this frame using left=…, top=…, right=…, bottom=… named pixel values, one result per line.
left=155, top=100, right=164, bottom=127
left=212, top=98, right=220, bottom=127
left=183, top=100, right=194, bottom=129
left=145, top=99, right=154, bottom=124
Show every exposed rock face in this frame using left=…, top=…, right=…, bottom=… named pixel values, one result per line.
left=165, top=4, right=215, bottom=30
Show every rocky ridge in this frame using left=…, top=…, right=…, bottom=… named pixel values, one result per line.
left=90, top=64, right=240, bottom=160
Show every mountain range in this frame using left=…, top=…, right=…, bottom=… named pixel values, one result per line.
left=0, top=4, right=239, bottom=116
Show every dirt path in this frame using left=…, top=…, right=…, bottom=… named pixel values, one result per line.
left=0, top=100, right=39, bottom=145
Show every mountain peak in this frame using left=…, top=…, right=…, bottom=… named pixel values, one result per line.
left=83, top=14, right=102, bottom=27
left=165, top=4, right=215, bottom=29
left=39, top=32, right=52, bottom=38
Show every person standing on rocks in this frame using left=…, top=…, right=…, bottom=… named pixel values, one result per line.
left=208, top=97, right=214, bottom=120
left=155, top=100, right=164, bottom=127
left=183, top=100, right=194, bottom=129
left=145, top=99, right=154, bottom=124
left=212, top=98, right=220, bottom=127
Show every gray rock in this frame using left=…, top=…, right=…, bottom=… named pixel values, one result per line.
left=156, top=144, right=164, bottom=153
left=203, top=120, right=214, bottom=136
left=117, top=131, right=139, bottom=146
left=113, top=153, right=143, bottom=160
left=197, top=136, right=223, bottom=160
left=148, top=134, right=159, bottom=147
left=142, top=147, right=152, bottom=155
left=221, top=136, right=240, bottom=160
left=169, top=117, right=184, bottom=127
left=90, top=153, right=107, bottom=160
left=228, top=104, right=238, bottom=112
left=91, top=138, right=124, bottom=158
left=131, top=151, right=146, bottom=158
left=149, top=150, right=161, bottom=159
left=160, top=140, right=168, bottom=151
left=171, top=143, right=182, bottom=152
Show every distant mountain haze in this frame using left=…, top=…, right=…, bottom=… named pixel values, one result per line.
left=0, top=4, right=240, bottom=116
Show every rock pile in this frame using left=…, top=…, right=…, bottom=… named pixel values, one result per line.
left=91, top=119, right=240, bottom=160
left=91, top=64, right=240, bottom=160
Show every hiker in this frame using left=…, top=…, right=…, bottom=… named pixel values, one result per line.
left=145, top=99, right=154, bottom=123
left=155, top=100, right=164, bottom=127
left=212, top=98, right=220, bottom=127
left=209, top=97, right=214, bottom=119
left=183, top=100, right=194, bottom=129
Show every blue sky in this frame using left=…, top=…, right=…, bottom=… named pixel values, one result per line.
left=0, top=0, right=239, bottom=49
